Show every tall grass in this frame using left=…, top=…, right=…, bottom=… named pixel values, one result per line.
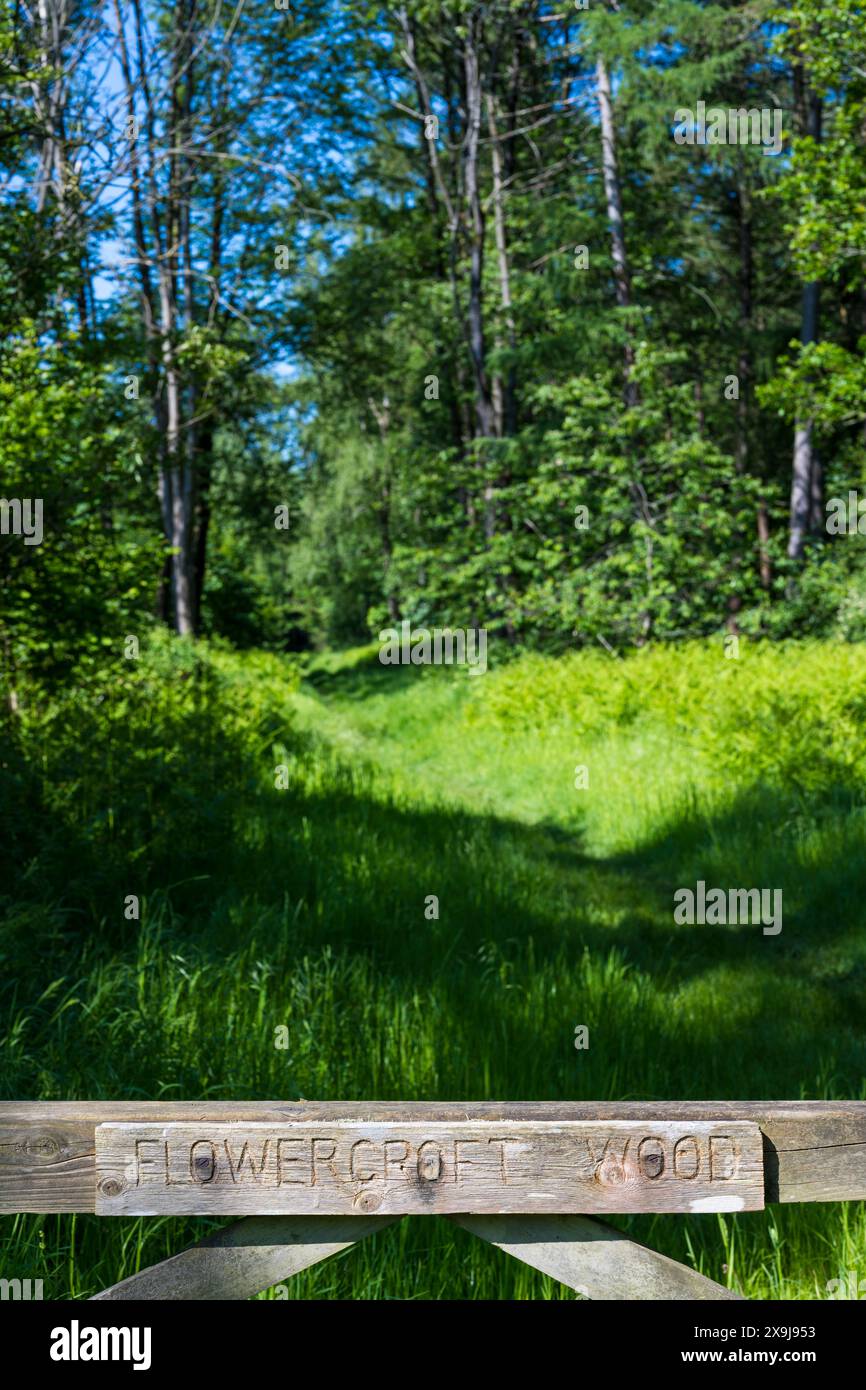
left=1, top=636, right=864, bottom=1298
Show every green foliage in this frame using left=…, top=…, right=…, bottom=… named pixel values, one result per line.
left=760, top=0, right=866, bottom=465
left=466, top=639, right=866, bottom=794
left=0, top=631, right=300, bottom=940
left=521, top=344, right=764, bottom=643
left=0, top=329, right=160, bottom=684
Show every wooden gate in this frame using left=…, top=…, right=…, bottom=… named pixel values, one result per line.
left=2, top=1101, right=864, bottom=1300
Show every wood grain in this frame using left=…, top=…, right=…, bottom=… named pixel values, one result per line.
left=90, top=1214, right=398, bottom=1301
left=451, top=1213, right=745, bottom=1300
left=92, top=1120, right=764, bottom=1215
left=1, top=1101, right=863, bottom=1212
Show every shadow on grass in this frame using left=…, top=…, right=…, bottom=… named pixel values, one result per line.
left=300, top=645, right=412, bottom=699
left=4, top=681, right=866, bottom=1103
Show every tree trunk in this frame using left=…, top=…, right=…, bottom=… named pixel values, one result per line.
left=192, top=431, right=212, bottom=633
left=161, top=0, right=195, bottom=634
left=486, top=93, right=517, bottom=438
left=757, top=500, right=772, bottom=590
left=788, top=78, right=822, bottom=562
left=463, top=15, right=496, bottom=445
left=733, top=173, right=768, bottom=607
left=368, top=396, right=400, bottom=621
left=595, top=29, right=651, bottom=643
left=463, top=12, right=496, bottom=547
left=735, top=181, right=752, bottom=476
left=595, top=53, right=636, bottom=405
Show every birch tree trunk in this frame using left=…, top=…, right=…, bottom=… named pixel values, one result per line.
left=595, top=52, right=636, bottom=406
left=594, top=26, right=654, bottom=642
left=152, top=0, right=194, bottom=634
left=463, top=11, right=497, bottom=544
left=463, top=14, right=496, bottom=445
left=398, top=8, right=469, bottom=471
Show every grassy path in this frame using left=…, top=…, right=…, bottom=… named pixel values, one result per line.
left=2, top=640, right=865, bottom=1297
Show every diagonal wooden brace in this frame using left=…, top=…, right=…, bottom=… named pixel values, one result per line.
left=450, top=1213, right=744, bottom=1300
left=90, top=1214, right=400, bottom=1300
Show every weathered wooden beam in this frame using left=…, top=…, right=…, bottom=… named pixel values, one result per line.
left=1, top=1102, right=864, bottom=1212
left=92, top=1120, right=764, bottom=1216
left=451, top=1213, right=745, bottom=1300
left=90, top=1214, right=398, bottom=1301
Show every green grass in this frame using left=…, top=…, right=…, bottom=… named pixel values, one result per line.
left=1, top=636, right=865, bottom=1298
